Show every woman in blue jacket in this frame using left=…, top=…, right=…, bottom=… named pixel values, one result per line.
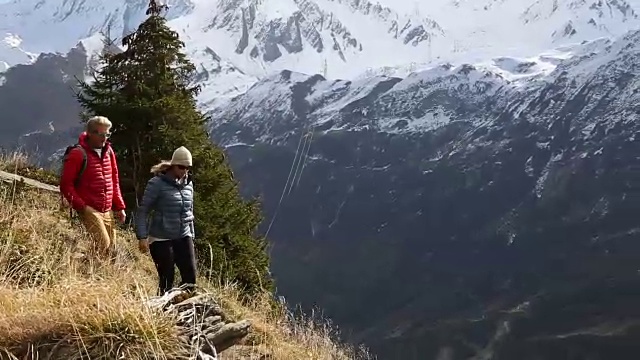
left=135, top=146, right=197, bottom=295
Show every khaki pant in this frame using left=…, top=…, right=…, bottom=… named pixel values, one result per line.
left=80, top=206, right=116, bottom=259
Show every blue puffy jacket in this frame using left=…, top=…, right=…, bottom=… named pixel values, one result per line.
left=135, top=173, right=195, bottom=240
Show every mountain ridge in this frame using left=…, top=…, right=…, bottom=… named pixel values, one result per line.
left=206, top=30, right=636, bottom=147
left=3, top=0, right=640, bottom=95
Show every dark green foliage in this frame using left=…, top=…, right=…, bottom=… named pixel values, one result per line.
left=75, top=0, right=272, bottom=294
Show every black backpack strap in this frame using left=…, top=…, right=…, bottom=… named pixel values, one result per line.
left=62, top=144, right=87, bottom=187
left=74, top=146, right=88, bottom=187
left=61, top=144, right=88, bottom=219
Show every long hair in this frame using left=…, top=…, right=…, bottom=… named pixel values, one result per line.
left=150, top=160, right=172, bottom=175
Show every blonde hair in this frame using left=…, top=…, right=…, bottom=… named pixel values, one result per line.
left=150, top=161, right=171, bottom=174
left=86, top=116, right=112, bottom=132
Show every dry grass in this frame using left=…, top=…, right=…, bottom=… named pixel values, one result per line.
left=0, top=150, right=59, bottom=186
left=0, top=160, right=370, bottom=359
left=0, top=151, right=30, bottom=170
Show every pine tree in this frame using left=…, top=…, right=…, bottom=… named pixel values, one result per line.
left=76, top=0, right=272, bottom=294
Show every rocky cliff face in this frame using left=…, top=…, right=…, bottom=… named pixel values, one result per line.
left=207, top=0, right=442, bottom=63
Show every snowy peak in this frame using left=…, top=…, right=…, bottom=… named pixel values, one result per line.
left=547, top=29, right=640, bottom=82
left=208, top=26, right=640, bottom=143
left=207, top=59, right=515, bottom=143
left=520, top=0, right=638, bottom=42
left=204, top=0, right=442, bottom=64
left=0, top=33, right=36, bottom=71
left=3, top=0, right=640, bottom=98
left=191, top=45, right=259, bottom=108
left=521, top=0, right=637, bottom=23
left=317, top=0, right=444, bottom=45
left=0, top=0, right=194, bottom=55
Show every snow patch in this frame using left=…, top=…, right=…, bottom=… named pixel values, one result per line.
left=535, top=151, right=563, bottom=198
left=0, top=32, right=36, bottom=66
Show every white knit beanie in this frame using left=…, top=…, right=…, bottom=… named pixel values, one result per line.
left=170, top=146, right=192, bottom=167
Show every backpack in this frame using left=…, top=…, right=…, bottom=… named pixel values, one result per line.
left=59, top=144, right=88, bottom=217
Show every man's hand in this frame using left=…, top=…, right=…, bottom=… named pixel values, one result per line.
left=138, top=239, right=149, bottom=253
left=116, top=209, right=126, bottom=224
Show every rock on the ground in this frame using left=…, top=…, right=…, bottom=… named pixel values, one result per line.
left=147, top=285, right=252, bottom=359
left=0, top=170, right=58, bottom=192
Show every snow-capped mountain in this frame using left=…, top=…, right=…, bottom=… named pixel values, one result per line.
left=2, top=0, right=640, bottom=103
left=0, top=33, right=35, bottom=71
left=0, top=0, right=193, bottom=53
left=209, top=28, right=640, bottom=358
left=3, top=1, right=640, bottom=359
left=206, top=33, right=634, bottom=144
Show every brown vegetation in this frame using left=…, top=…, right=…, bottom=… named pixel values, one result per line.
left=0, top=158, right=370, bottom=359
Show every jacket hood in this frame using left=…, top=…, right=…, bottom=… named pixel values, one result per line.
left=79, top=131, right=112, bottom=150
left=78, top=132, right=89, bottom=146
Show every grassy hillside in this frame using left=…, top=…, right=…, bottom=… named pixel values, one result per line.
left=0, top=154, right=370, bottom=359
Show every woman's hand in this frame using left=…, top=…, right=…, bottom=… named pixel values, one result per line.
left=138, top=239, right=150, bottom=253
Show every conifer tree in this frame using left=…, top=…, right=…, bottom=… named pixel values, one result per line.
left=76, top=0, right=272, bottom=294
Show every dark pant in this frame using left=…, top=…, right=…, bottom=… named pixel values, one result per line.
left=149, top=236, right=197, bottom=295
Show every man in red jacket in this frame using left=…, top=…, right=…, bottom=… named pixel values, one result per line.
left=59, top=116, right=126, bottom=259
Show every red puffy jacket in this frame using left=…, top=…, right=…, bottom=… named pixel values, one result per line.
left=59, top=132, right=126, bottom=213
